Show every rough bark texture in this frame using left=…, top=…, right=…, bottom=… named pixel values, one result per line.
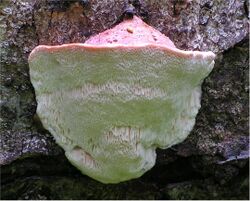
left=0, top=0, right=249, bottom=199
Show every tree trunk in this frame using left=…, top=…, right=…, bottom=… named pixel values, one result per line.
left=1, top=0, right=249, bottom=199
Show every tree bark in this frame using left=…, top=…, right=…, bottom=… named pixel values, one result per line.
left=0, top=0, right=249, bottom=199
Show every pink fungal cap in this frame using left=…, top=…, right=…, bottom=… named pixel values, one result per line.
left=85, top=16, right=176, bottom=48
left=29, top=16, right=215, bottom=62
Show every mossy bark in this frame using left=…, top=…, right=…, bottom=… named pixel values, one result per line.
left=1, top=0, right=249, bottom=199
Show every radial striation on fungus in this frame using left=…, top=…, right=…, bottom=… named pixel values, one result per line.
left=28, top=16, right=215, bottom=183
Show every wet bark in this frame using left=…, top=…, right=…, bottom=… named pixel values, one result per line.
left=0, top=0, right=249, bottom=199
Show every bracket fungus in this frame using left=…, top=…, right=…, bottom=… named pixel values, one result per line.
left=28, top=16, right=215, bottom=183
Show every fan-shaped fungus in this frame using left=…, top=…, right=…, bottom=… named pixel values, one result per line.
left=29, top=16, right=215, bottom=183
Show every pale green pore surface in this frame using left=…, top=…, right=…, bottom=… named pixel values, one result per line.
left=29, top=46, right=214, bottom=183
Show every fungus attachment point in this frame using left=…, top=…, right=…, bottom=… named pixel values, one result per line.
left=29, top=16, right=215, bottom=183
left=123, top=3, right=136, bottom=19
